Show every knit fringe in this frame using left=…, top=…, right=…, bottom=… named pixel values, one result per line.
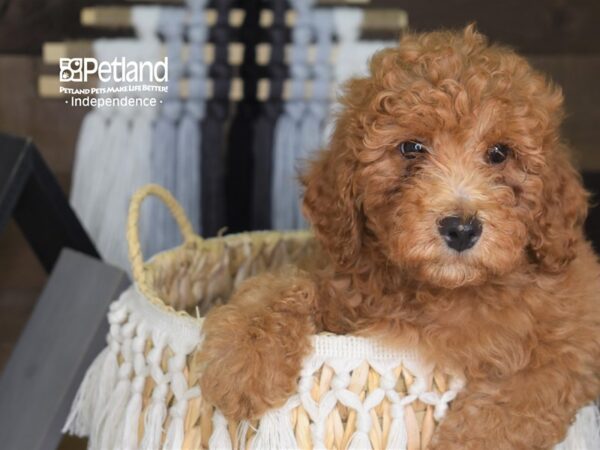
left=556, top=404, right=600, bottom=450
left=139, top=400, right=168, bottom=450
left=122, top=392, right=143, bottom=449
left=385, top=416, right=408, bottom=450
left=347, top=430, right=371, bottom=450
left=236, top=420, right=251, bottom=450
left=62, top=347, right=108, bottom=436
left=163, top=415, right=185, bottom=450
left=96, top=376, right=132, bottom=450
left=249, top=408, right=298, bottom=450
left=88, top=348, right=119, bottom=445
left=208, top=410, right=232, bottom=450
left=69, top=110, right=108, bottom=231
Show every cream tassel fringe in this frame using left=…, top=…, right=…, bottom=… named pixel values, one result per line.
left=97, top=363, right=133, bottom=450
left=139, top=334, right=169, bottom=450
left=208, top=410, right=232, bottom=450
left=249, top=406, right=299, bottom=450
left=139, top=399, right=167, bottom=450
left=385, top=402, right=408, bottom=450
left=62, top=347, right=108, bottom=436
left=555, top=404, right=600, bottom=450
left=122, top=392, right=143, bottom=449
left=236, top=420, right=251, bottom=450
left=122, top=331, right=148, bottom=449
left=95, top=320, right=135, bottom=450
left=89, top=345, right=119, bottom=445
left=347, top=429, right=372, bottom=450
left=162, top=413, right=185, bottom=450
left=122, top=352, right=147, bottom=449
left=345, top=389, right=384, bottom=450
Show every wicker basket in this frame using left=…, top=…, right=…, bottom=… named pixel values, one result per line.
left=63, top=185, right=599, bottom=450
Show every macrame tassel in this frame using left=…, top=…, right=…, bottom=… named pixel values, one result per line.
left=139, top=399, right=167, bottom=450
left=385, top=404, right=408, bottom=450
left=69, top=109, right=109, bottom=230
left=62, top=347, right=108, bottom=436
left=236, top=420, right=251, bottom=450
left=69, top=39, right=114, bottom=236
left=140, top=333, right=169, bottom=450
left=151, top=100, right=181, bottom=253
left=339, top=383, right=383, bottom=450
left=295, top=8, right=333, bottom=229
left=271, top=0, right=312, bottom=231
left=176, top=103, right=203, bottom=233
left=94, top=320, right=135, bottom=450
left=296, top=100, right=327, bottom=228
left=122, top=330, right=149, bottom=449
left=249, top=408, right=299, bottom=450
left=200, top=102, right=229, bottom=236
left=91, top=305, right=128, bottom=431
left=271, top=103, right=303, bottom=230
left=208, top=410, right=232, bottom=450
left=95, top=113, right=133, bottom=264
left=97, top=364, right=133, bottom=450
left=122, top=390, right=143, bottom=449
left=148, top=7, right=185, bottom=255
left=91, top=343, right=119, bottom=426
left=347, top=430, right=372, bottom=450
left=162, top=414, right=185, bottom=450
left=176, top=0, right=207, bottom=234
left=163, top=359, right=200, bottom=450
left=555, top=404, right=600, bottom=450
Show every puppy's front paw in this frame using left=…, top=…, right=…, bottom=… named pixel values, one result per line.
left=198, top=332, right=289, bottom=421
left=196, top=278, right=317, bottom=421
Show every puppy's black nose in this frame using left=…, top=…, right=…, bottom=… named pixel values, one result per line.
left=438, top=216, right=482, bottom=252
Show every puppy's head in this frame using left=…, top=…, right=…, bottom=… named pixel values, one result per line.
left=303, top=26, right=588, bottom=289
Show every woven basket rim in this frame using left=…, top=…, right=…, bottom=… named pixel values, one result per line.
left=138, top=229, right=315, bottom=319
left=121, top=286, right=431, bottom=370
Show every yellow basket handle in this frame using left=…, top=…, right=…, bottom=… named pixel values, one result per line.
left=127, top=184, right=199, bottom=287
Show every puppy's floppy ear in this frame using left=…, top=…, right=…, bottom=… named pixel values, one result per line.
left=301, top=130, right=363, bottom=270
left=529, top=146, right=589, bottom=272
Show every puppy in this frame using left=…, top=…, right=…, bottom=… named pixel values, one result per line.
left=199, top=26, right=600, bottom=449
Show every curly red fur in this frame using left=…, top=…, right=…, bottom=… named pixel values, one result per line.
left=199, top=26, right=600, bottom=449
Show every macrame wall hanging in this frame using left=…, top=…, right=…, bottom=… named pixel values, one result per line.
left=67, top=1, right=401, bottom=265
left=269, top=5, right=395, bottom=232
left=70, top=7, right=163, bottom=271
left=69, top=38, right=114, bottom=241
left=251, top=0, right=287, bottom=231
left=271, top=0, right=314, bottom=231
left=201, top=0, right=233, bottom=237
left=97, top=9, right=162, bottom=271
left=176, top=0, right=208, bottom=238
left=226, top=0, right=262, bottom=233
left=148, top=7, right=186, bottom=256
left=294, top=8, right=334, bottom=229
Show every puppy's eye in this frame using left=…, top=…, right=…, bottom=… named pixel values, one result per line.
left=487, top=144, right=511, bottom=164
left=398, top=141, right=427, bottom=159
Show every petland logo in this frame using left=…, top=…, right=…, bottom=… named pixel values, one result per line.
left=59, top=57, right=169, bottom=107
left=60, top=57, right=168, bottom=83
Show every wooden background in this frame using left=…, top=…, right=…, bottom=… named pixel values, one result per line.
left=0, top=1, right=598, bottom=447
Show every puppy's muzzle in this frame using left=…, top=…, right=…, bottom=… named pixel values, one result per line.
left=438, top=216, right=482, bottom=252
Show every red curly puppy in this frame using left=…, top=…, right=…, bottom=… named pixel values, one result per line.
left=199, top=26, right=600, bottom=449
